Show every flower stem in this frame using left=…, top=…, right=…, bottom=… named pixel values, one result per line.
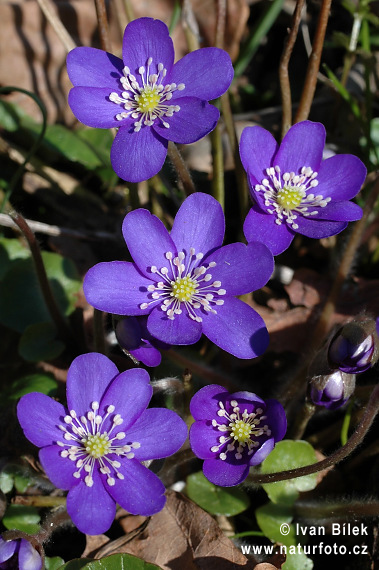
left=93, top=308, right=106, bottom=355
left=247, top=383, right=379, bottom=485
left=9, top=211, right=76, bottom=352
left=294, top=0, right=333, bottom=122
left=167, top=142, right=196, bottom=196
left=94, top=0, right=112, bottom=53
left=210, top=122, right=225, bottom=209
left=294, top=499, right=379, bottom=520
left=13, top=496, right=67, bottom=508
left=287, top=400, right=316, bottom=440
left=279, top=0, right=306, bottom=138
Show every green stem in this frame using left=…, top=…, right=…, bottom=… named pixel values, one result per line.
left=210, top=122, right=225, bottom=209
left=340, top=398, right=354, bottom=446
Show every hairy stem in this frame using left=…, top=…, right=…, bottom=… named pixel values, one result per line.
left=210, top=122, right=225, bottom=209
left=94, top=0, right=112, bottom=53
left=294, top=499, right=379, bottom=521
left=167, top=141, right=196, bottom=196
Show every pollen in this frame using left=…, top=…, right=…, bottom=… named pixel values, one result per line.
left=136, top=86, right=161, bottom=114
left=84, top=433, right=111, bottom=458
left=172, top=276, right=198, bottom=302
left=276, top=187, right=304, bottom=210
left=230, top=419, right=252, bottom=443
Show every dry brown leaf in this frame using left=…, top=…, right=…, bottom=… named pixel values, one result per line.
left=93, top=490, right=256, bottom=569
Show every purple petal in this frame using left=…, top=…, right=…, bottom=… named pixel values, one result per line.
left=243, top=205, right=295, bottom=255
left=17, top=393, right=65, bottom=448
left=106, top=458, right=166, bottom=516
left=166, top=48, right=233, bottom=100
left=115, top=317, right=143, bottom=351
left=67, top=47, right=124, bottom=89
left=66, top=352, right=119, bottom=417
left=230, top=391, right=265, bottom=406
left=249, top=438, right=275, bottom=466
left=204, top=241, right=274, bottom=295
left=68, top=87, right=129, bottom=129
left=66, top=471, right=116, bottom=535
left=317, top=154, right=366, bottom=200
left=122, top=18, right=174, bottom=76
left=265, top=399, right=287, bottom=441
left=274, top=121, right=325, bottom=174
left=147, top=306, right=202, bottom=345
left=39, top=445, right=77, bottom=490
left=170, top=192, right=225, bottom=255
left=294, top=216, right=348, bottom=239
left=153, top=98, right=219, bottom=143
left=100, top=368, right=152, bottom=432
left=125, top=408, right=187, bottom=460
left=189, top=384, right=229, bottom=420
left=311, top=201, right=362, bottom=221
left=18, top=540, right=42, bottom=570
left=83, top=261, right=153, bottom=315
left=190, top=421, right=220, bottom=459
left=0, top=538, right=17, bottom=563
left=110, top=125, right=168, bottom=183
left=239, top=126, right=278, bottom=184
left=203, top=458, right=249, bottom=486
left=122, top=208, right=176, bottom=278
left=129, top=346, right=162, bottom=367
left=201, top=297, right=269, bottom=359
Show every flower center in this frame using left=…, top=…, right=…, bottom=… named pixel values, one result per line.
left=109, top=57, right=185, bottom=132
left=139, top=248, right=226, bottom=322
left=254, top=165, right=331, bottom=229
left=210, top=400, right=272, bottom=461
left=57, top=402, right=141, bottom=487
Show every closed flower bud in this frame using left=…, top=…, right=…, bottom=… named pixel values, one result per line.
left=309, top=369, right=356, bottom=410
left=328, top=318, right=379, bottom=374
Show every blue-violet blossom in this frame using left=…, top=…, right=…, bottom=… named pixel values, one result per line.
left=309, top=370, right=356, bottom=410
left=240, top=121, right=367, bottom=255
left=83, top=192, right=274, bottom=359
left=115, top=316, right=170, bottom=367
left=0, top=537, right=42, bottom=570
left=67, top=17, right=234, bottom=182
left=328, top=318, right=378, bottom=374
left=190, top=385, right=287, bottom=486
left=17, top=353, right=187, bottom=535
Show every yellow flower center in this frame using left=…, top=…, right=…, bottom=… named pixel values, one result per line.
left=136, top=86, right=161, bottom=114
left=276, top=187, right=303, bottom=210
left=230, top=419, right=252, bottom=443
left=172, top=276, right=198, bottom=302
left=84, top=433, right=111, bottom=459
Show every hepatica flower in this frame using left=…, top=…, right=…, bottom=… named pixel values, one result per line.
left=115, top=316, right=170, bottom=367
left=17, top=353, right=187, bottom=535
left=0, top=537, right=42, bottom=570
left=190, top=385, right=287, bottom=486
left=67, top=17, right=233, bottom=182
left=240, top=121, right=367, bottom=255
left=84, top=193, right=274, bottom=359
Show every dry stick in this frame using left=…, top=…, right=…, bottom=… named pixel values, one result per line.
left=247, top=382, right=379, bottom=485
left=94, top=0, right=112, bottom=53
left=9, top=211, right=76, bottom=352
left=215, top=0, right=227, bottom=50
left=294, top=0, right=333, bottom=123
left=36, top=0, right=76, bottom=52
left=279, top=0, right=306, bottom=139
left=281, top=176, right=379, bottom=409
left=167, top=141, right=196, bottom=196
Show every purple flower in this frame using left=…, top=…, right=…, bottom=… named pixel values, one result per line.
left=309, top=370, right=355, bottom=410
left=115, top=316, right=170, bottom=367
left=67, top=17, right=234, bottom=183
left=83, top=193, right=274, bottom=359
left=328, top=319, right=378, bottom=374
left=189, top=385, right=287, bottom=486
left=0, top=537, right=42, bottom=570
left=17, top=353, right=187, bottom=535
left=240, top=121, right=366, bottom=255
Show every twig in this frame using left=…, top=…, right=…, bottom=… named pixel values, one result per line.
left=279, top=0, right=306, bottom=138
left=36, top=0, right=76, bottom=52
left=294, top=0, right=333, bottom=122
left=215, top=0, right=227, bottom=49
left=94, top=0, right=112, bottom=53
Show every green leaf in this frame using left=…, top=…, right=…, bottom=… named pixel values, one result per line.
left=0, top=237, right=30, bottom=279
left=255, top=502, right=295, bottom=547
left=18, top=322, right=65, bottom=362
left=82, top=553, right=163, bottom=569
left=0, top=470, right=14, bottom=494
left=2, top=504, right=40, bottom=533
left=57, top=560, right=93, bottom=570
left=43, top=124, right=104, bottom=169
left=260, top=440, right=318, bottom=505
left=186, top=471, right=250, bottom=516
left=45, top=557, right=66, bottom=570
left=0, top=464, right=34, bottom=494
left=0, top=252, right=81, bottom=333
left=283, top=549, right=314, bottom=569
left=6, top=373, right=57, bottom=400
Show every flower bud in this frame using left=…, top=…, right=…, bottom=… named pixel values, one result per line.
left=0, top=536, right=43, bottom=570
left=309, top=369, right=356, bottom=410
left=327, top=318, right=379, bottom=374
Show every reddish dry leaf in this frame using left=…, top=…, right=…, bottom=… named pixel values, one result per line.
left=92, top=490, right=256, bottom=569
